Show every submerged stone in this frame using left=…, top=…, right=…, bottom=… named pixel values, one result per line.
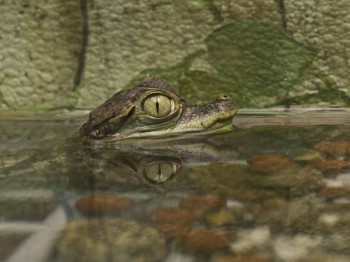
left=211, top=254, right=271, bottom=262
left=319, top=187, right=350, bottom=200
left=248, top=154, right=296, bottom=174
left=312, top=159, right=350, bottom=173
left=179, top=195, right=226, bottom=212
left=75, top=194, right=131, bottom=215
left=315, top=141, right=350, bottom=159
left=206, top=209, right=236, bottom=226
left=151, top=208, right=199, bottom=237
left=55, top=218, right=165, bottom=262
left=177, top=229, right=231, bottom=253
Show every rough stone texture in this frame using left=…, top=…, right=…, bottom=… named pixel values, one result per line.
left=77, top=0, right=217, bottom=107
left=284, top=0, right=350, bottom=105
left=129, top=21, right=317, bottom=107
left=0, top=0, right=83, bottom=109
left=214, top=0, right=283, bottom=28
left=1, top=0, right=350, bottom=109
left=77, top=0, right=284, bottom=108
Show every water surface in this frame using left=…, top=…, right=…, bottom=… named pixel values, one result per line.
left=1, top=109, right=350, bottom=262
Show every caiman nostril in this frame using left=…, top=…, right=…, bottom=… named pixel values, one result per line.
left=216, top=94, right=231, bottom=101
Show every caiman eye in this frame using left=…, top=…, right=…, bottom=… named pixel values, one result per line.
left=142, top=95, right=175, bottom=118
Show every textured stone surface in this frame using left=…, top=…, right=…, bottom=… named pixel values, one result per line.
left=76, top=0, right=216, bottom=107
left=1, top=0, right=350, bottom=109
left=284, top=0, right=350, bottom=105
left=0, top=0, right=83, bottom=109
left=129, top=21, right=317, bottom=107
left=214, top=0, right=283, bottom=28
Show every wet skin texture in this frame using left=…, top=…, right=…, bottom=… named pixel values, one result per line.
left=80, top=78, right=238, bottom=141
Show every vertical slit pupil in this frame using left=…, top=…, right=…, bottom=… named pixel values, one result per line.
left=155, top=97, right=160, bottom=116
left=158, top=163, right=162, bottom=180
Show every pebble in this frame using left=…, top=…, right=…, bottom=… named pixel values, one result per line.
left=151, top=208, right=198, bottom=236
left=211, top=254, right=271, bottom=262
left=274, top=235, right=321, bottom=262
left=75, top=194, right=131, bottom=215
left=165, top=252, right=195, bottom=262
left=259, top=166, right=322, bottom=192
left=323, top=178, right=344, bottom=188
left=294, top=150, right=323, bottom=161
left=177, top=229, right=230, bottom=253
left=336, top=173, right=350, bottom=188
left=312, top=159, right=350, bottom=173
left=314, top=141, right=350, bottom=159
left=300, top=251, right=350, bottom=262
left=318, top=213, right=340, bottom=226
left=179, top=195, right=226, bottom=211
left=230, top=226, right=270, bottom=253
left=227, top=199, right=244, bottom=209
left=56, top=218, right=165, bottom=262
left=248, top=154, right=296, bottom=174
left=206, top=209, right=235, bottom=226
left=319, top=187, right=349, bottom=199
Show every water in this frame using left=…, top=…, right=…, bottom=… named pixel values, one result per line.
left=1, top=109, right=350, bottom=262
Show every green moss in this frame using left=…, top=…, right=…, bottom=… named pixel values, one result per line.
left=205, top=22, right=317, bottom=106
left=129, top=22, right=319, bottom=107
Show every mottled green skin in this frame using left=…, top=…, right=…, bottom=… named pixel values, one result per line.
left=80, top=77, right=238, bottom=141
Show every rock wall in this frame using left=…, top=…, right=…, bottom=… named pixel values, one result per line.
left=0, top=0, right=83, bottom=109
left=0, top=0, right=349, bottom=109
left=285, top=0, right=350, bottom=105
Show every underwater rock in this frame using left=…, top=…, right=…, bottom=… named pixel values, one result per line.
left=294, top=150, right=323, bottom=161
left=336, top=173, right=350, bottom=189
left=319, top=187, right=350, bottom=200
left=250, top=164, right=324, bottom=196
left=75, top=194, right=131, bottom=215
left=312, top=159, right=350, bottom=173
left=55, top=218, right=165, bottom=262
left=151, top=208, right=199, bottom=237
left=206, top=208, right=236, bottom=226
left=230, top=226, right=271, bottom=254
left=211, top=254, right=271, bottom=262
left=188, top=164, right=289, bottom=200
left=314, top=142, right=350, bottom=159
left=179, top=195, right=226, bottom=212
left=249, top=197, right=319, bottom=231
left=248, top=154, right=296, bottom=174
left=299, top=251, right=350, bottom=262
left=274, top=235, right=321, bottom=262
left=177, top=229, right=230, bottom=253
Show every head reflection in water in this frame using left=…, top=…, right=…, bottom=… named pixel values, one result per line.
left=52, top=136, right=239, bottom=190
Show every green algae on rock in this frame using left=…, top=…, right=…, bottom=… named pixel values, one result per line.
left=205, top=22, right=317, bottom=107
left=129, top=22, right=317, bottom=107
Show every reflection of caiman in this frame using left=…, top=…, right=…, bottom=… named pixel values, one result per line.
left=58, top=137, right=240, bottom=188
